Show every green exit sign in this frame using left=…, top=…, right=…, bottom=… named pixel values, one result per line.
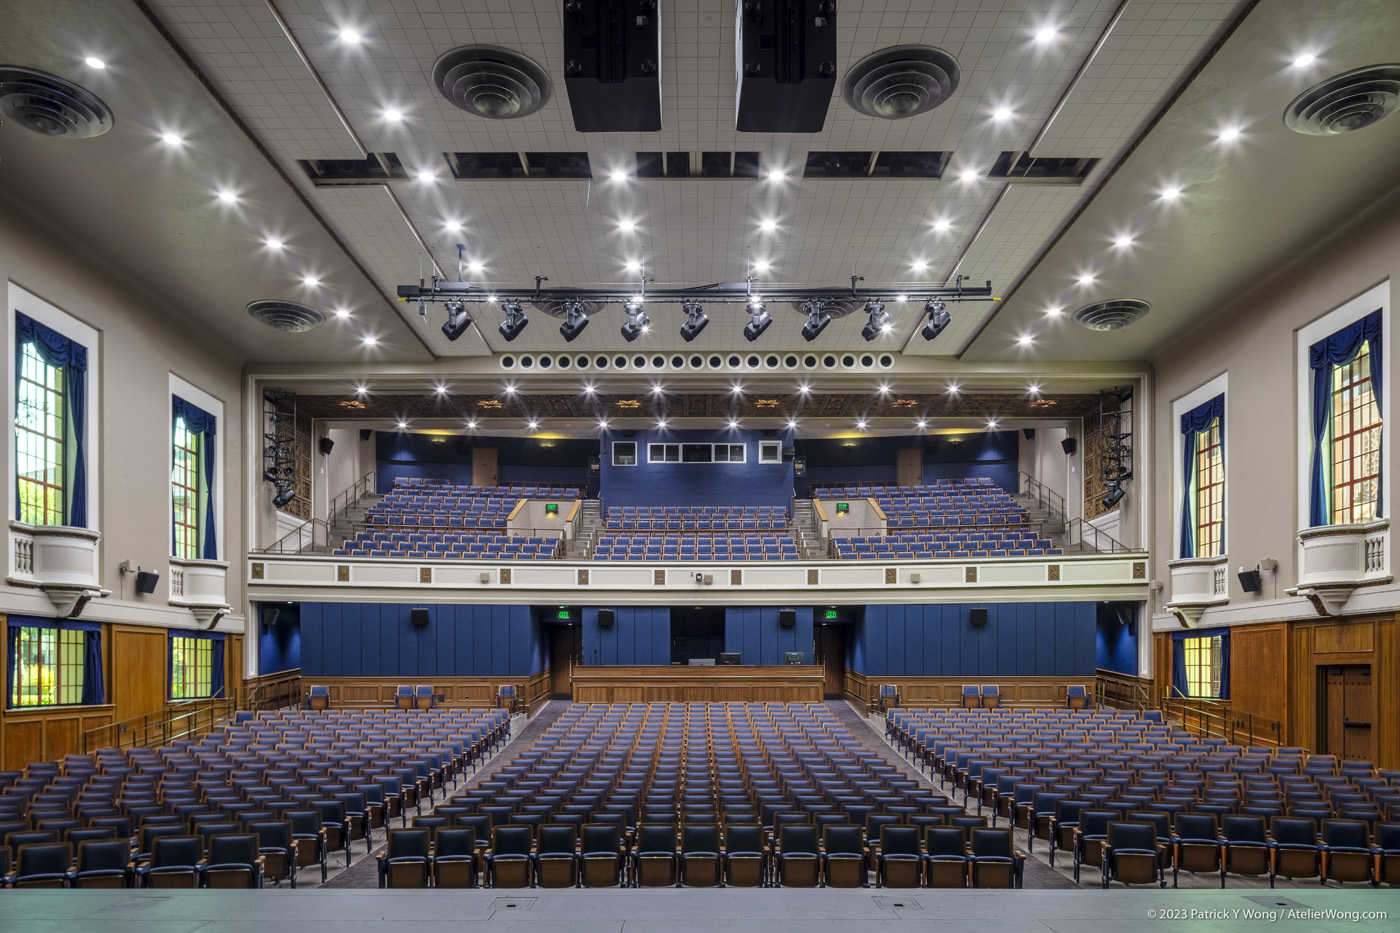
left=556, top=608, right=572, bottom=621
left=545, top=502, right=559, bottom=515
left=836, top=502, right=849, bottom=514
left=823, top=608, right=839, bottom=621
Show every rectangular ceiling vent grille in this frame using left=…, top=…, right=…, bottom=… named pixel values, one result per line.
left=447, top=153, right=592, bottom=179
left=299, top=153, right=406, bottom=185
left=635, top=152, right=760, bottom=178
left=802, top=151, right=949, bottom=178
left=988, top=152, right=1099, bottom=184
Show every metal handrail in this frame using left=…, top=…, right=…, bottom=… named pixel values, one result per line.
left=83, top=697, right=236, bottom=754
left=257, top=515, right=331, bottom=554
left=1095, top=669, right=1154, bottom=710
left=329, top=469, right=377, bottom=524
left=1161, top=697, right=1285, bottom=749
left=1018, top=470, right=1067, bottom=524
left=1065, top=517, right=1136, bottom=554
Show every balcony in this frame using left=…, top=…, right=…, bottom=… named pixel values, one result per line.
left=1288, top=518, right=1390, bottom=616
left=7, top=522, right=108, bottom=617
left=169, top=557, right=233, bottom=628
left=1164, top=555, right=1229, bottom=628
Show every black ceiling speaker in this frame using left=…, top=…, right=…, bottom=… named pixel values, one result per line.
left=598, top=608, right=615, bottom=629
left=135, top=571, right=160, bottom=595
left=1022, top=428, right=1035, bottom=440
left=563, top=0, right=662, bottom=132
left=411, top=608, right=431, bottom=627
left=1061, top=437, right=1077, bottom=456
left=318, top=437, right=334, bottom=456
left=778, top=609, right=796, bottom=629
left=969, top=607, right=988, bottom=626
left=360, top=429, right=372, bottom=441
left=260, top=607, right=281, bottom=629
left=736, top=0, right=837, bottom=133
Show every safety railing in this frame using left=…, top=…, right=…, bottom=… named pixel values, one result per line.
left=1064, top=517, right=1136, bottom=554
left=244, top=667, right=303, bottom=712
left=83, top=697, right=237, bottom=754
left=1018, top=470, right=1068, bottom=525
left=1161, top=696, right=1284, bottom=749
left=329, top=469, right=377, bottom=524
left=1095, top=669, right=1155, bottom=711
left=257, top=516, right=331, bottom=554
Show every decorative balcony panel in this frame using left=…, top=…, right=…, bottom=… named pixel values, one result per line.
left=168, top=557, right=233, bottom=629
left=7, top=522, right=107, bottom=617
left=1289, top=518, right=1390, bottom=616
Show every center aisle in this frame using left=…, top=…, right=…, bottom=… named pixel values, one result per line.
left=322, top=701, right=567, bottom=889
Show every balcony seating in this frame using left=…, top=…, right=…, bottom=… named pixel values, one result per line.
left=334, top=531, right=561, bottom=560
left=607, top=505, right=789, bottom=532
left=833, top=530, right=1060, bottom=559
left=365, top=480, right=580, bottom=530
left=594, top=533, right=799, bottom=561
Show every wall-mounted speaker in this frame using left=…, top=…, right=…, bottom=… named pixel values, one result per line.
left=411, top=608, right=430, bottom=627
left=598, top=608, right=615, bottom=629
left=563, top=0, right=662, bottom=132
left=359, top=429, right=372, bottom=441
left=1022, top=428, right=1035, bottom=440
left=317, top=437, right=334, bottom=455
left=135, top=570, right=160, bottom=595
left=259, top=607, right=281, bottom=629
left=969, top=607, right=988, bottom=627
left=736, top=0, right=837, bottom=133
left=1238, top=569, right=1263, bottom=593
left=778, top=609, right=796, bottom=629
left=1061, top=437, right=1077, bottom=455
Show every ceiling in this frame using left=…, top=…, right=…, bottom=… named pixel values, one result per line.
left=2, top=0, right=1399, bottom=387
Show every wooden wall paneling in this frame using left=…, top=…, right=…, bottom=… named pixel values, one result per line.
left=1154, top=633, right=1171, bottom=702
left=3, top=720, right=42, bottom=772
left=227, top=635, right=244, bottom=703
left=848, top=675, right=1088, bottom=709
left=1288, top=622, right=1316, bottom=755
left=1229, top=624, right=1288, bottom=723
left=1, top=707, right=115, bottom=770
left=1313, top=620, right=1374, bottom=655
left=1376, top=616, right=1398, bottom=770
left=111, top=626, right=169, bottom=724
left=311, top=674, right=550, bottom=710
left=571, top=666, right=825, bottom=704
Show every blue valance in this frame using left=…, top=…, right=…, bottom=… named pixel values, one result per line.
left=16, top=312, right=87, bottom=372
left=173, top=396, right=217, bottom=436
left=1309, top=309, right=1383, bottom=526
left=1179, top=394, right=1225, bottom=435
left=15, top=312, right=88, bottom=527
left=1179, top=394, right=1224, bottom=559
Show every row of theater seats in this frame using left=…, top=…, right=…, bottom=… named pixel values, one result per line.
left=394, top=479, right=582, bottom=499
left=885, top=708, right=1400, bottom=887
left=368, top=702, right=1027, bottom=889
left=606, top=505, right=789, bottom=531
left=333, top=532, right=560, bottom=560
left=834, top=531, right=1062, bottom=559
left=812, top=478, right=1002, bottom=498
left=593, top=534, right=799, bottom=561
left=365, top=480, right=580, bottom=530
left=0, top=709, right=508, bottom=888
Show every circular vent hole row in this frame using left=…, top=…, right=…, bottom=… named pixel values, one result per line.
left=499, top=352, right=896, bottom=372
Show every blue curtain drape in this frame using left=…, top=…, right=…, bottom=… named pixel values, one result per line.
left=173, top=397, right=218, bottom=560
left=211, top=637, right=226, bottom=699
left=1179, top=394, right=1225, bottom=559
left=15, top=313, right=88, bottom=527
left=1309, top=309, right=1383, bottom=526
left=5, top=617, right=104, bottom=708
left=1170, top=627, right=1230, bottom=699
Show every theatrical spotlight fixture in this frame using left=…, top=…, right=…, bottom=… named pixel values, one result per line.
left=498, top=300, right=528, bottom=341
left=1102, top=482, right=1125, bottom=509
left=620, top=297, right=650, bottom=343
left=272, top=484, right=296, bottom=509
left=679, top=300, right=709, bottom=342
left=800, top=299, right=832, bottom=342
left=743, top=296, right=772, bottom=342
left=920, top=298, right=951, bottom=340
left=860, top=299, right=890, bottom=341
left=441, top=300, right=472, bottom=341
left=558, top=298, right=590, bottom=342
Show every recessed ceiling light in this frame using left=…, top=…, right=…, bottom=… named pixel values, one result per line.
left=727, top=419, right=739, bottom=429
left=1045, top=305, right=1062, bottom=317
left=652, top=385, right=664, bottom=395
left=767, top=168, right=786, bottom=182
left=1160, top=184, right=1182, bottom=201
left=959, top=167, right=979, bottom=183
left=1113, top=234, right=1134, bottom=249
left=618, top=218, right=637, bottom=233
left=444, top=220, right=463, bottom=233
left=933, top=218, right=952, bottom=233
left=1034, top=26, right=1058, bottom=44
left=798, top=383, right=810, bottom=395
left=302, top=275, right=320, bottom=288
left=264, top=237, right=284, bottom=251
left=911, top=260, right=928, bottom=273
left=216, top=189, right=238, bottom=204
left=656, top=419, right=668, bottom=429
left=583, top=384, right=596, bottom=395
left=527, top=420, right=538, bottom=430
left=362, top=335, right=378, bottom=347
left=597, top=420, right=609, bottom=430
left=787, top=419, right=798, bottom=429
left=160, top=132, right=184, bottom=147
left=731, top=385, right=743, bottom=395
left=1077, top=273, right=1096, bottom=286
left=467, top=419, right=477, bottom=429
left=987, top=419, right=999, bottom=429
left=334, top=308, right=350, bottom=319
left=382, top=108, right=403, bottom=123
left=754, top=259, right=771, bottom=273
left=416, top=169, right=437, bottom=183
left=992, top=106, right=1013, bottom=122
left=468, top=261, right=485, bottom=274
left=947, top=383, right=959, bottom=395
left=624, top=260, right=641, bottom=273
left=1017, top=334, right=1034, bottom=347
left=339, top=28, right=362, bottom=44
left=856, top=419, right=868, bottom=430
left=355, top=384, right=367, bottom=395
left=916, top=419, right=927, bottom=429
left=1029, top=383, right=1041, bottom=395
left=877, top=384, right=891, bottom=395
left=1292, top=52, right=1316, bottom=68
left=84, top=56, right=106, bottom=70
left=1217, top=125, right=1242, bottom=143
left=434, top=385, right=447, bottom=395
left=504, top=384, right=516, bottom=395
left=759, top=218, right=777, bottom=232
left=609, top=169, right=627, bottom=182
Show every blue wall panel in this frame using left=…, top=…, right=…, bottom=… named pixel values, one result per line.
left=297, top=602, right=540, bottom=677
left=580, top=607, right=672, bottom=665
left=1095, top=604, right=1139, bottom=675
left=795, top=431, right=1019, bottom=493
left=600, top=428, right=794, bottom=507
left=851, top=602, right=1097, bottom=677
left=376, top=432, right=596, bottom=494
left=723, top=607, right=814, bottom=665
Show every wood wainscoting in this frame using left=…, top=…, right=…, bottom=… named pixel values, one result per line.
left=570, top=666, right=825, bottom=704
left=846, top=670, right=1091, bottom=713
left=307, top=671, right=550, bottom=712
left=1, top=705, right=115, bottom=771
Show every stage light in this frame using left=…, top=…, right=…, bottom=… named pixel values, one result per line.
left=920, top=298, right=950, bottom=340
left=1102, top=482, right=1125, bottom=509
left=527, top=420, right=539, bottom=430
left=856, top=419, right=868, bottom=430
left=466, top=419, right=477, bottom=429
left=583, top=383, right=596, bottom=395
left=652, top=385, right=664, bottom=396
left=727, top=419, right=739, bottom=429
left=860, top=300, right=890, bottom=341
left=620, top=298, right=650, bottom=342
left=800, top=299, right=831, bottom=342
left=272, top=484, right=296, bottom=508
left=743, top=297, right=772, bottom=342
left=504, top=384, right=517, bottom=395
left=558, top=299, right=590, bottom=342
left=435, top=385, right=448, bottom=396
left=442, top=300, right=472, bottom=341
left=679, top=300, right=709, bottom=342
left=498, top=300, right=528, bottom=341
left=396, top=420, right=408, bottom=430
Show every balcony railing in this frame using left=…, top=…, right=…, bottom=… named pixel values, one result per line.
left=1161, top=696, right=1284, bottom=749
left=83, top=697, right=236, bottom=754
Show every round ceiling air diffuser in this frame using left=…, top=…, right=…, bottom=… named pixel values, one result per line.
left=432, top=46, right=551, bottom=120
left=247, top=300, right=326, bottom=333
left=0, top=66, right=113, bottom=139
left=1284, top=64, right=1400, bottom=135
left=1070, top=299, right=1150, bottom=332
left=841, top=46, right=961, bottom=119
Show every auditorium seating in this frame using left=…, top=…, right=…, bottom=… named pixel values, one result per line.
left=833, top=530, right=1061, bottom=559
left=814, top=479, right=1028, bottom=529
left=593, top=534, right=799, bottom=561
left=606, top=505, right=788, bottom=532
left=333, top=531, right=560, bottom=560
left=364, top=479, right=580, bottom=530
left=886, top=707, right=1400, bottom=887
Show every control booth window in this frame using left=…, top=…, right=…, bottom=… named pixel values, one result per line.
left=759, top=440, right=781, bottom=464
left=611, top=441, right=637, bottom=466
left=714, top=443, right=745, bottom=463
left=648, top=443, right=680, bottom=463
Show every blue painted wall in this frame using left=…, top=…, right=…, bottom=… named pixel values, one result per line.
left=1095, top=603, right=1139, bottom=675
left=377, top=433, right=596, bottom=494
left=257, top=604, right=301, bottom=675
left=581, top=607, right=672, bottom=665
left=298, top=603, right=542, bottom=677
left=796, top=431, right=1019, bottom=493
left=723, top=606, right=815, bottom=664
left=851, top=602, right=1097, bottom=677
left=600, top=428, right=794, bottom=507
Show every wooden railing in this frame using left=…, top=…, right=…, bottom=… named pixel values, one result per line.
left=82, top=697, right=236, bottom=754
left=245, top=668, right=302, bottom=712
left=1095, top=669, right=1155, bottom=711
left=1161, top=696, right=1284, bottom=749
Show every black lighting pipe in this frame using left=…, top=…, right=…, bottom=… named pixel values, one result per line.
left=397, top=278, right=994, bottom=305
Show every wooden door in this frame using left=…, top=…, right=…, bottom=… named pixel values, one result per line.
left=549, top=626, right=576, bottom=699
left=1322, top=665, right=1372, bottom=761
left=472, top=447, right=498, bottom=487
left=112, top=627, right=168, bottom=722
left=896, top=448, right=923, bottom=487
left=816, top=625, right=846, bottom=699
